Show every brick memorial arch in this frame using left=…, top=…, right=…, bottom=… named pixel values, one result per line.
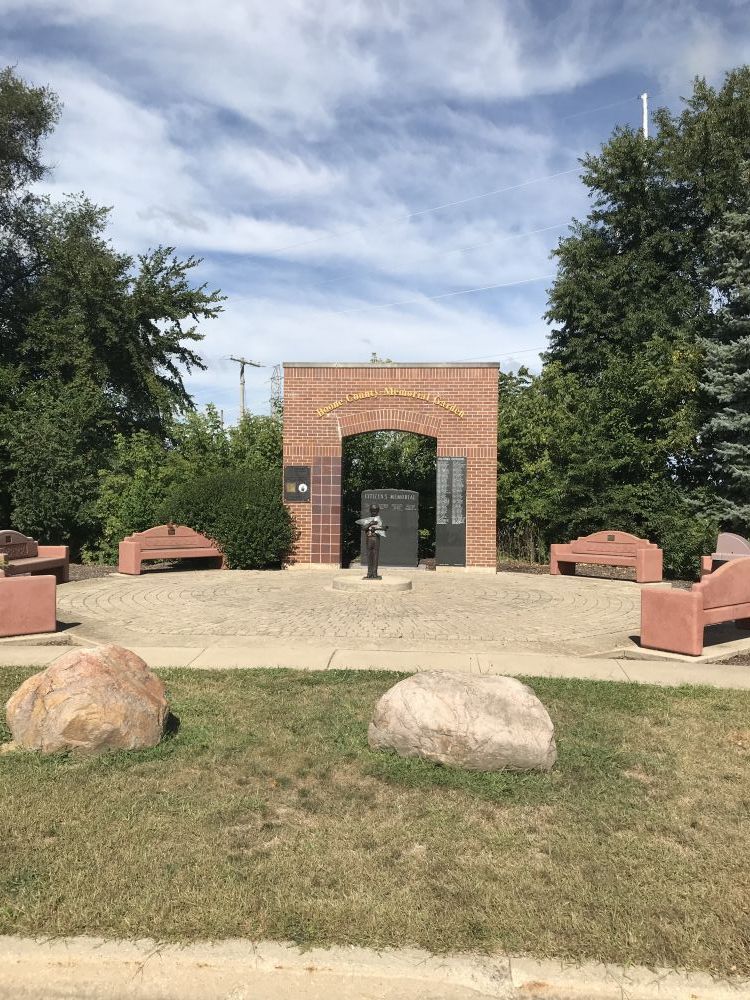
left=282, top=362, right=499, bottom=570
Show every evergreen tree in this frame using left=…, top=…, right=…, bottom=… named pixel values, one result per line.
left=701, top=194, right=750, bottom=530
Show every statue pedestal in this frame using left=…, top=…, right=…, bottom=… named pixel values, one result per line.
left=331, top=576, right=412, bottom=592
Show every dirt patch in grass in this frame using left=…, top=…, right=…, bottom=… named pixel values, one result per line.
left=0, top=669, right=748, bottom=974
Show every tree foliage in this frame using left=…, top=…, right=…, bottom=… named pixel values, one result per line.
left=0, top=67, right=223, bottom=549
left=89, top=408, right=283, bottom=563
left=501, top=70, right=750, bottom=577
left=700, top=191, right=750, bottom=530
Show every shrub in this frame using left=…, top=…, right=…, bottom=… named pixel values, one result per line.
left=86, top=431, right=174, bottom=563
left=163, top=464, right=294, bottom=569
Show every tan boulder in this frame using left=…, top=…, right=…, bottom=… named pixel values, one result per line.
left=6, top=644, right=169, bottom=754
left=368, top=670, right=556, bottom=772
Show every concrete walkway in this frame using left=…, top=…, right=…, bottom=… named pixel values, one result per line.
left=51, top=568, right=648, bottom=656
left=2, top=642, right=750, bottom=689
left=1, top=935, right=746, bottom=1000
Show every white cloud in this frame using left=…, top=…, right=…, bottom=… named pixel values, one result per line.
left=2, top=0, right=748, bottom=422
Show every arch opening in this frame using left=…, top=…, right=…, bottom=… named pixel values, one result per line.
left=341, top=430, right=437, bottom=568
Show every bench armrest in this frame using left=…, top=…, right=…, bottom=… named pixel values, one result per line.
left=37, top=545, right=69, bottom=559
left=640, top=587, right=703, bottom=655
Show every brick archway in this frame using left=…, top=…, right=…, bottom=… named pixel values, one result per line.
left=282, top=363, right=499, bottom=570
left=334, top=407, right=445, bottom=441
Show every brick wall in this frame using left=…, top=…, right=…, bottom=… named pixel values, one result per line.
left=282, top=363, right=499, bottom=569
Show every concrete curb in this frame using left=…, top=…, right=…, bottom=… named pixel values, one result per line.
left=508, top=955, right=750, bottom=999
left=0, top=936, right=513, bottom=999
left=1, top=645, right=750, bottom=689
left=0, top=936, right=747, bottom=1000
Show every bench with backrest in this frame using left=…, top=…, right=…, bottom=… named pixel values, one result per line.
left=641, top=558, right=750, bottom=656
left=549, top=530, right=663, bottom=584
left=700, top=532, right=750, bottom=577
left=0, top=574, right=57, bottom=638
left=0, top=529, right=69, bottom=584
left=118, top=524, right=225, bottom=575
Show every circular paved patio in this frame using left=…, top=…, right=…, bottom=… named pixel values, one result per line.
left=56, top=569, right=642, bottom=656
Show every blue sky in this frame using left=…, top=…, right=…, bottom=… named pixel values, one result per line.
left=3, top=0, right=749, bottom=419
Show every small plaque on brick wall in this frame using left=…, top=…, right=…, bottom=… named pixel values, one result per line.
left=284, top=466, right=311, bottom=502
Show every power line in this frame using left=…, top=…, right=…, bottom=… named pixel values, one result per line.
left=454, top=347, right=546, bottom=362
left=560, top=95, right=641, bottom=121
left=331, top=273, right=555, bottom=316
left=442, top=222, right=568, bottom=257
left=263, top=168, right=581, bottom=258
left=310, top=221, right=569, bottom=291
left=255, top=80, right=695, bottom=265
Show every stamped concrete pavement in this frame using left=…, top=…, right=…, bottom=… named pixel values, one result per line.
left=53, top=568, right=645, bottom=656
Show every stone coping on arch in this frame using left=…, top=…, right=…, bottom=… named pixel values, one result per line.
left=282, top=361, right=500, bottom=368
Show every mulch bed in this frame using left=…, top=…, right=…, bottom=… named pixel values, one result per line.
left=68, top=559, right=697, bottom=587
left=67, top=564, right=117, bottom=582
left=716, top=651, right=750, bottom=666
left=66, top=562, right=186, bottom=583
left=497, top=559, right=694, bottom=588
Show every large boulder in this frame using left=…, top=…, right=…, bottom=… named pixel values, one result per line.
left=368, top=671, right=556, bottom=772
left=6, top=645, right=168, bottom=754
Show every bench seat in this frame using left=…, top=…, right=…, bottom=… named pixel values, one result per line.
left=550, top=531, right=663, bottom=584
left=2, top=554, right=69, bottom=576
left=641, top=558, right=750, bottom=656
left=119, top=525, right=224, bottom=575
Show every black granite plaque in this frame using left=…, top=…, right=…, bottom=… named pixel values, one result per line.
left=283, top=465, right=311, bottom=503
left=360, top=489, right=418, bottom=567
left=436, top=457, right=466, bottom=566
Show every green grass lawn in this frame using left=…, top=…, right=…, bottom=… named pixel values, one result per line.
left=1, top=668, right=749, bottom=975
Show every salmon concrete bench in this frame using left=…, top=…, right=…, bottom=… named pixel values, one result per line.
left=0, top=575, right=57, bottom=638
left=700, top=532, right=750, bottom=577
left=641, top=558, right=750, bottom=656
left=549, top=531, right=663, bottom=583
left=0, top=529, right=69, bottom=584
left=118, top=524, right=224, bottom=575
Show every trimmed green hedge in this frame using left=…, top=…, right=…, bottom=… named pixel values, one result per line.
left=163, top=464, right=295, bottom=569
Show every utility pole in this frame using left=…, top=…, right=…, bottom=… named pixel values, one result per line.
left=640, top=92, right=649, bottom=139
left=229, top=356, right=261, bottom=418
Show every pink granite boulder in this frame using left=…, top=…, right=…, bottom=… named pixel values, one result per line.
left=6, top=645, right=169, bottom=754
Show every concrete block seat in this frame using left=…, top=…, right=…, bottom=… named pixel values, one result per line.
left=0, top=529, right=69, bottom=584
left=118, top=524, right=225, bottom=576
left=641, top=558, right=750, bottom=656
left=549, top=530, right=663, bottom=584
left=700, top=532, right=750, bottom=577
left=0, top=575, right=57, bottom=638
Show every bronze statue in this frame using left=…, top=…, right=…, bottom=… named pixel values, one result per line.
left=356, top=504, right=388, bottom=580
